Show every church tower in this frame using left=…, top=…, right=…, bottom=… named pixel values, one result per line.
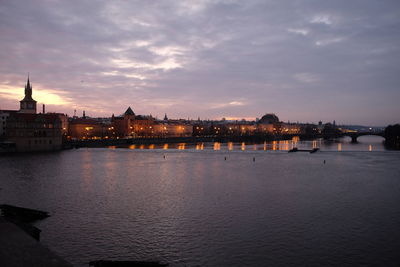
left=19, top=76, right=37, bottom=114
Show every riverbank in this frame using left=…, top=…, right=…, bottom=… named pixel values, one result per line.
left=0, top=217, right=72, bottom=267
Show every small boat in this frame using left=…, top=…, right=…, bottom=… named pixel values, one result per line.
left=288, top=148, right=320, bottom=153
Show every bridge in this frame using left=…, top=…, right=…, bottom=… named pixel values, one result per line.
left=343, top=132, right=385, bottom=143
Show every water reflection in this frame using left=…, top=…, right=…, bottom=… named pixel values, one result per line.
left=312, top=140, right=318, bottom=149
left=228, top=142, right=234, bottom=151
left=195, top=143, right=204, bottom=150
left=0, top=143, right=398, bottom=267
left=177, top=143, right=185, bottom=150
left=108, top=136, right=386, bottom=151
left=279, top=140, right=290, bottom=151
left=213, top=142, right=221, bottom=151
left=272, top=141, right=277, bottom=151
left=81, top=150, right=94, bottom=193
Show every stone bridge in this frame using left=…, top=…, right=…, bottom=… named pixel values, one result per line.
left=344, top=132, right=385, bottom=143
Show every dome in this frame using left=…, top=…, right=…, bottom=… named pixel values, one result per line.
left=259, top=113, right=279, bottom=124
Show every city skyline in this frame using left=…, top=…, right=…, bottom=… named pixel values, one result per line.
left=1, top=1, right=400, bottom=126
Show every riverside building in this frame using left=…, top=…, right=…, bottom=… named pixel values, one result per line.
left=2, top=77, right=66, bottom=152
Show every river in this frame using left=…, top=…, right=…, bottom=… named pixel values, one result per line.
left=1, top=136, right=400, bottom=266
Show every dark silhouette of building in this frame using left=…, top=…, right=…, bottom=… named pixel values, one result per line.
left=19, top=76, right=37, bottom=114
left=258, top=113, right=280, bottom=124
left=4, top=77, right=66, bottom=152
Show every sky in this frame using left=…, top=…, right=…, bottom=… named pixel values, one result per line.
left=0, top=0, right=399, bottom=126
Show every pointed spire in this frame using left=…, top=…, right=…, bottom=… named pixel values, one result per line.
left=124, top=106, right=135, bottom=116
left=24, top=74, right=33, bottom=100
left=20, top=75, right=36, bottom=113
left=26, top=73, right=31, bottom=89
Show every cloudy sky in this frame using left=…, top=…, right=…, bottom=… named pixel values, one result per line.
left=0, top=0, right=399, bottom=125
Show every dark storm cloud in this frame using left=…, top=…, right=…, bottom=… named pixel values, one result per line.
left=1, top=0, right=399, bottom=125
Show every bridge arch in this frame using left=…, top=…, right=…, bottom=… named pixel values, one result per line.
left=345, top=133, right=385, bottom=143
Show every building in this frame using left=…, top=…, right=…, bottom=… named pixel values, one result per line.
left=0, top=110, right=17, bottom=139
left=4, top=77, right=66, bottom=152
left=153, top=120, right=193, bottom=137
left=68, top=117, right=106, bottom=140
left=6, top=113, right=63, bottom=151
left=257, top=113, right=280, bottom=134
left=280, top=122, right=302, bottom=134
left=112, top=107, right=139, bottom=137
left=193, top=120, right=256, bottom=136
left=19, top=77, right=37, bottom=114
left=109, top=107, right=193, bottom=138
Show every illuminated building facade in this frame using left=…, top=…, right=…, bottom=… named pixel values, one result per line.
left=256, top=113, right=280, bottom=134
left=68, top=118, right=106, bottom=139
left=153, top=120, right=193, bottom=137
left=109, top=108, right=193, bottom=138
left=193, top=121, right=256, bottom=136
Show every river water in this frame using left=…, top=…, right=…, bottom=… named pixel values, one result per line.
left=1, top=136, right=400, bottom=266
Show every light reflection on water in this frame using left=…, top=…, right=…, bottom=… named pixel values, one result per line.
left=111, top=136, right=386, bottom=152
left=0, top=147, right=399, bottom=267
left=213, top=142, right=221, bottom=150
left=0, top=135, right=397, bottom=267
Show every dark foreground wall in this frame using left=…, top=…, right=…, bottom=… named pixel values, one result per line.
left=0, top=217, right=72, bottom=267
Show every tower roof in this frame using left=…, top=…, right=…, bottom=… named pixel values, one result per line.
left=21, top=75, right=35, bottom=102
left=124, top=106, right=135, bottom=116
